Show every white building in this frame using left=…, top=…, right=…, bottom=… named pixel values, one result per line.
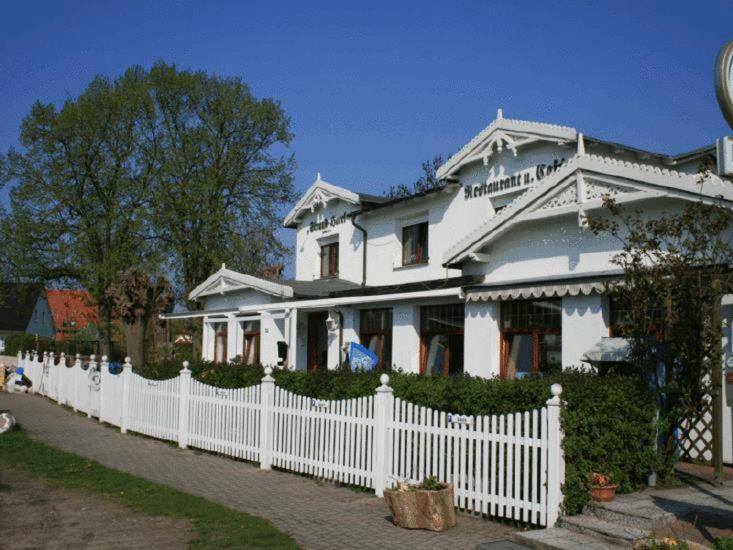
left=173, top=111, right=733, bottom=381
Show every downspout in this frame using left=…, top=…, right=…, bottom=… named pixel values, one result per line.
left=350, top=211, right=368, bottom=287
left=337, top=310, right=344, bottom=370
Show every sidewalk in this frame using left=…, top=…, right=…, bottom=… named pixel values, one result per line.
left=0, top=392, right=515, bottom=549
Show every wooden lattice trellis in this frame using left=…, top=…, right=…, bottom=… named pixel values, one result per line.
left=678, top=400, right=714, bottom=463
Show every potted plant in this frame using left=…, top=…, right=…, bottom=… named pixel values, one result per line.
left=384, top=477, right=456, bottom=531
left=588, top=472, right=619, bottom=502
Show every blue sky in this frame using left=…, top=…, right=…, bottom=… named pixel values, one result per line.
left=1, top=1, right=732, bottom=223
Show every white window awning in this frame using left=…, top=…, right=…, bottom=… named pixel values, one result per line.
left=465, top=277, right=618, bottom=302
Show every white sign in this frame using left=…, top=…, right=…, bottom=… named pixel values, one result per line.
left=447, top=413, right=473, bottom=426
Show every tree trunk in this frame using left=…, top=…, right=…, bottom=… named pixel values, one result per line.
left=125, top=318, right=145, bottom=368
left=101, top=305, right=113, bottom=358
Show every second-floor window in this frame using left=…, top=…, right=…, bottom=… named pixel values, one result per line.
left=402, top=221, right=428, bottom=266
left=320, top=241, right=339, bottom=278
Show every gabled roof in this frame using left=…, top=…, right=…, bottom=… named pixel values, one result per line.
left=0, top=283, right=44, bottom=332
left=283, top=173, right=387, bottom=228
left=436, top=110, right=577, bottom=180
left=46, top=290, right=98, bottom=333
left=444, top=151, right=733, bottom=266
left=189, top=266, right=294, bottom=301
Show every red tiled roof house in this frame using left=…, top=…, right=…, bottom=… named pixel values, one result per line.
left=46, top=290, right=99, bottom=342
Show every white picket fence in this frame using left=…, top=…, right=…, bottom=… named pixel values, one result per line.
left=15, top=350, right=565, bottom=526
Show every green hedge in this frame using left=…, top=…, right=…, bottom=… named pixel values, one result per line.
left=138, top=360, right=656, bottom=515
left=2, top=334, right=111, bottom=358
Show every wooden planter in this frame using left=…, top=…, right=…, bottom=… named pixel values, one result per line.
left=589, top=483, right=618, bottom=502
left=384, top=484, right=456, bottom=531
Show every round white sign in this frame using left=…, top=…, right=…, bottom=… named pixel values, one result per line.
left=715, top=40, right=733, bottom=129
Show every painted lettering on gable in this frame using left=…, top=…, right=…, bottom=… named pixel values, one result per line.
left=464, top=158, right=566, bottom=200
left=309, top=212, right=347, bottom=233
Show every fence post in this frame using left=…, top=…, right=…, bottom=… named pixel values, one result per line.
left=259, top=366, right=275, bottom=470
left=97, top=355, right=108, bottom=422
left=373, top=373, right=394, bottom=497
left=120, top=357, right=131, bottom=434
left=48, top=351, right=56, bottom=399
left=42, top=351, right=49, bottom=396
left=87, top=355, right=99, bottom=418
left=58, top=352, right=67, bottom=404
left=546, top=383, right=564, bottom=527
left=72, top=354, right=81, bottom=412
left=33, top=351, right=39, bottom=393
left=178, top=361, right=191, bottom=449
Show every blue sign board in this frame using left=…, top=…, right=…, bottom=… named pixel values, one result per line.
left=349, top=342, right=378, bottom=371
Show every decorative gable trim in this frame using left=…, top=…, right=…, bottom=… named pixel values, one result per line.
left=189, top=266, right=293, bottom=301
left=443, top=154, right=733, bottom=266
left=436, top=111, right=578, bottom=179
left=283, top=174, right=362, bottom=228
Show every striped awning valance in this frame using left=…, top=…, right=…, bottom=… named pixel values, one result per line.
left=465, top=280, right=609, bottom=302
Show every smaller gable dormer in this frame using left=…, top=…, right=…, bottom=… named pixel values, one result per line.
left=189, top=265, right=294, bottom=301
left=283, top=173, right=386, bottom=228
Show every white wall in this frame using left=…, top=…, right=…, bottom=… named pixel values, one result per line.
left=561, top=294, right=609, bottom=369
left=295, top=202, right=361, bottom=283
left=392, top=303, right=420, bottom=373
left=464, top=300, right=501, bottom=378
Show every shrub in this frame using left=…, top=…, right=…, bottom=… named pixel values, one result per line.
left=3, top=334, right=56, bottom=356
left=137, top=360, right=656, bottom=515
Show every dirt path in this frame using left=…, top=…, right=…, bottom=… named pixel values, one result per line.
left=0, top=468, right=193, bottom=549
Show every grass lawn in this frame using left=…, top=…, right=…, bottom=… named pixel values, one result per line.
left=0, top=423, right=298, bottom=549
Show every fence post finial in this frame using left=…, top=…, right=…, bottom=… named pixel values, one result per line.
left=259, top=366, right=276, bottom=470
left=546, top=383, right=564, bottom=526
left=178, top=360, right=192, bottom=449
left=373, top=373, right=394, bottom=497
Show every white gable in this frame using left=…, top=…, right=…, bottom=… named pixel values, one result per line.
left=437, top=110, right=577, bottom=180
left=283, top=174, right=366, bottom=228
left=444, top=152, right=733, bottom=266
left=189, top=266, right=293, bottom=301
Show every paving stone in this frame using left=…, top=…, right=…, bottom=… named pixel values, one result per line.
left=515, top=527, right=621, bottom=550
left=560, top=515, right=651, bottom=545
left=0, top=393, right=515, bottom=549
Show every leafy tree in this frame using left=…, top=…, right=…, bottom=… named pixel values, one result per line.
left=0, top=68, right=158, bottom=353
left=0, top=62, right=295, bottom=349
left=587, top=168, right=733, bottom=481
left=144, top=62, right=295, bottom=305
left=385, top=155, right=445, bottom=199
left=106, top=267, right=174, bottom=367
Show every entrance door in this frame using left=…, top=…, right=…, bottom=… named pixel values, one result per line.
left=307, top=311, right=329, bottom=371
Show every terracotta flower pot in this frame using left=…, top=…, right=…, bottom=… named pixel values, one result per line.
left=384, top=484, right=457, bottom=531
left=589, top=483, right=619, bottom=502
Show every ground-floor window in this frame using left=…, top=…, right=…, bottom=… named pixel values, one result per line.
left=360, top=308, right=392, bottom=369
left=213, top=322, right=228, bottom=364
left=241, top=320, right=260, bottom=365
left=420, top=303, right=464, bottom=376
left=500, top=299, right=561, bottom=379
left=609, top=294, right=666, bottom=340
